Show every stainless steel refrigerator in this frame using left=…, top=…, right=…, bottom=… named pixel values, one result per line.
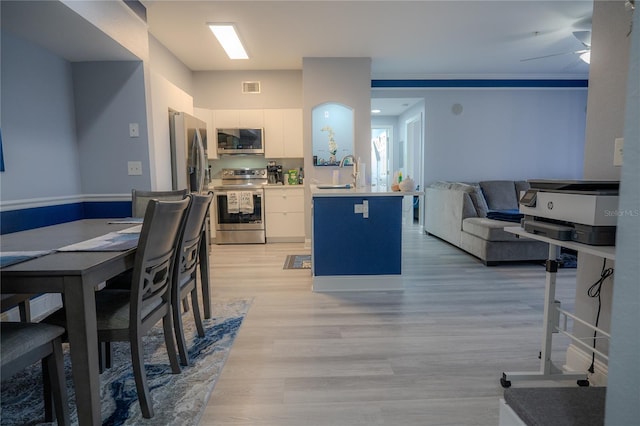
left=169, top=111, right=208, bottom=194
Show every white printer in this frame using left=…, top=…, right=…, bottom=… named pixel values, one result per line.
left=519, top=180, right=619, bottom=246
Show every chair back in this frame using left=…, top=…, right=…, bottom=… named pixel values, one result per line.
left=130, top=197, right=191, bottom=332
left=173, top=193, right=213, bottom=292
left=131, top=189, right=189, bottom=217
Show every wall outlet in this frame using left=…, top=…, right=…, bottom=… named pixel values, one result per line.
left=129, top=123, right=140, bottom=138
left=127, top=161, right=142, bottom=176
left=614, top=137, right=624, bottom=166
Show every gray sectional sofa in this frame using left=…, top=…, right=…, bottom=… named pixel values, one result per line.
left=425, top=180, right=548, bottom=265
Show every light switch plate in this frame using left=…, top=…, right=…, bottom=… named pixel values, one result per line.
left=614, top=138, right=624, bottom=166
left=128, top=161, right=142, bottom=175
left=129, top=123, right=140, bottom=138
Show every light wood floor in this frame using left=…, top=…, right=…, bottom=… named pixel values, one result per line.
left=200, top=224, right=578, bottom=425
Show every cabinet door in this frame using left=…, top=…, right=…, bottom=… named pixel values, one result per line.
left=313, top=196, right=402, bottom=275
left=214, top=110, right=240, bottom=128
left=266, top=212, right=304, bottom=238
left=283, top=109, right=303, bottom=158
left=193, top=107, right=217, bottom=160
left=265, top=188, right=304, bottom=212
left=264, top=109, right=284, bottom=158
left=239, top=110, right=264, bottom=128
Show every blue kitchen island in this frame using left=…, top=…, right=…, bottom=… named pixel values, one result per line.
left=311, top=185, right=408, bottom=292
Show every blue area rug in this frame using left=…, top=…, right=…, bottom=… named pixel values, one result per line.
left=1, top=298, right=251, bottom=425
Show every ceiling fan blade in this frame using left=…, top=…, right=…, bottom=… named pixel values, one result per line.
left=573, top=30, right=592, bottom=47
left=520, top=51, right=574, bottom=62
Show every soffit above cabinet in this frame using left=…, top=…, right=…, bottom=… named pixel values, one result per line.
left=1, top=0, right=138, bottom=62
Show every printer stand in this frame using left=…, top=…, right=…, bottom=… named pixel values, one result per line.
left=500, top=226, right=615, bottom=388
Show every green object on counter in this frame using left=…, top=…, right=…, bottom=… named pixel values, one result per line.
left=288, top=169, right=298, bottom=185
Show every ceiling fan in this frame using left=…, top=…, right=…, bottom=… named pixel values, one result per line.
left=521, top=30, right=591, bottom=64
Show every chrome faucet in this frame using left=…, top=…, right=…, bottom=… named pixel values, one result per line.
left=339, top=154, right=359, bottom=188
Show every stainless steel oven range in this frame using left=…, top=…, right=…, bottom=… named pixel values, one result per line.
left=213, top=168, right=267, bottom=244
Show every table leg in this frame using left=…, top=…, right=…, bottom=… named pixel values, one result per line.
left=501, top=243, right=588, bottom=387
left=63, top=277, right=101, bottom=425
left=199, top=232, right=211, bottom=319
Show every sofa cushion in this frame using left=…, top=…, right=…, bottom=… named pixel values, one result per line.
left=448, top=182, right=488, bottom=218
left=479, top=180, right=518, bottom=210
left=462, top=217, right=522, bottom=241
left=514, top=180, right=530, bottom=200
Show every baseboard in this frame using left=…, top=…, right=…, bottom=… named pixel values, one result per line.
left=565, top=343, right=608, bottom=386
left=312, top=275, right=403, bottom=292
left=498, top=398, right=527, bottom=426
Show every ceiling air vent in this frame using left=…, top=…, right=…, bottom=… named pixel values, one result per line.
left=242, top=81, right=261, bottom=94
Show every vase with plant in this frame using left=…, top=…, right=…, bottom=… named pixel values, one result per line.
left=321, top=125, right=337, bottom=164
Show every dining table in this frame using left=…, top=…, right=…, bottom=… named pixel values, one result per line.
left=0, top=218, right=212, bottom=425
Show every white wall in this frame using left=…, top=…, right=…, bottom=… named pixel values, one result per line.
left=301, top=57, right=372, bottom=239
left=583, top=1, right=631, bottom=180
left=606, top=4, right=640, bottom=421
left=426, top=89, right=587, bottom=183
left=376, top=88, right=587, bottom=184
left=192, top=70, right=303, bottom=109
left=148, top=34, right=193, bottom=96
left=0, top=32, right=82, bottom=203
left=148, top=71, right=194, bottom=190
left=72, top=61, right=152, bottom=194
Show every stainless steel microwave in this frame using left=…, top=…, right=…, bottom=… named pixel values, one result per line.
left=216, top=128, right=264, bottom=155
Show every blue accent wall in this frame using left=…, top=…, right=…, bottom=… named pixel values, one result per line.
left=1, top=201, right=132, bottom=234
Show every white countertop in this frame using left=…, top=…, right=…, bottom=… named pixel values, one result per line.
left=310, top=184, right=423, bottom=197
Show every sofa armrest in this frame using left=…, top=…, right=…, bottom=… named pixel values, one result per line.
left=426, top=187, right=476, bottom=246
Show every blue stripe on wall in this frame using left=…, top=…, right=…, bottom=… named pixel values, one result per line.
left=83, top=201, right=132, bottom=219
left=371, top=79, right=589, bottom=88
left=1, top=201, right=132, bottom=234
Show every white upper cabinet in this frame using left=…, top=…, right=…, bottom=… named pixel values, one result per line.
left=214, top=109, right=264, bottom=129
left=264, top=108, right=303, bottom=159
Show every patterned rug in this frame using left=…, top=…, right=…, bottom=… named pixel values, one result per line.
left=283, top=254, right=311, bottom=270
left=0, top=298, right=252, bottom=425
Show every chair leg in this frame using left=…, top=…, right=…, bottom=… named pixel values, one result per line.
left=130, top=337, right=154, bottom=418
left=162, top=314, right=181, bottom=374
left=18, top=300, right=31, bottom=322
left=43, top=359, right=54, bottom=422
left=45, top=337, right=70, bottom=426
left=98, top=342, right=113, bottom=373
left=173, top=298, right=190, bottom=367
left=190, top=290, right=205, bottom=338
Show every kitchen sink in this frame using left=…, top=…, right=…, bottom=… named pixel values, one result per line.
left=316, top=184, right=352, bottom=189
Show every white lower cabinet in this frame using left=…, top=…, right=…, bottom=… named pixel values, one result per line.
left=265, top=187, right=305, bottom=242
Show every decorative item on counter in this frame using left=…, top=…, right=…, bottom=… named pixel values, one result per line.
left=391, top=170, right=403, bottom=191
left=288, top=169, right=298, bottom=185
left=321, top=125, right=337, bottom=164
left=399, top=176, right=416, bottom=192
left=298, top=167, right=304, bottom=184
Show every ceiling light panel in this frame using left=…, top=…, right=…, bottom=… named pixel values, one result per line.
left=208, top=24, right=248, bottom=60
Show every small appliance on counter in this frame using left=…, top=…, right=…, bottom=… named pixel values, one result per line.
left=267, top=161, right=284, bottom=185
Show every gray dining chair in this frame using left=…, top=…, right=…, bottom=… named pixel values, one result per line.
left=1, top=294, right=32, bottom=321
left=44, top=197, right=191, bottom=418
left=1, top=322, right=70, bottom=425
left=172, top=193, right=213, bottom=366
left=131, top=188, right=189, bottom=217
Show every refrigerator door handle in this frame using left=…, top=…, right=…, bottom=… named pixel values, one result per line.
left=195, top=128, right=207, bottom=193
